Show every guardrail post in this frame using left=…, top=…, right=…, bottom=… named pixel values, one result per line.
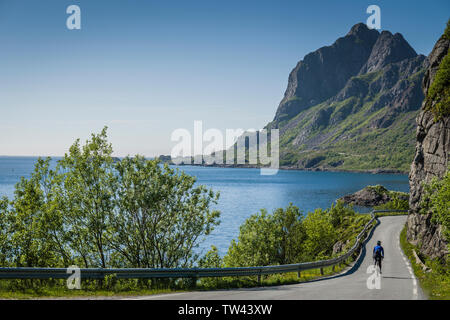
left=193, top=271, right=199, bottom=289
left=332, top=265, right=335, bottom=272
left=257, top=274, right=261, bottom=285
left=297, top=271, right=301, bottom=278
left=320, top=268, right=324, bottom=276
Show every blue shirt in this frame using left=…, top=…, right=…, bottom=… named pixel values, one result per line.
left=373, top=245, right=384, bottom=257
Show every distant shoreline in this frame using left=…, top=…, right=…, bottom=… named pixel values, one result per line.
left=170, top=162, right=409, bottom=175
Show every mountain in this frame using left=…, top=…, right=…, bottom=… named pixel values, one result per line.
left=407, top=24, right=450, bottom=260
left=266, top=23, right=427, bottom=172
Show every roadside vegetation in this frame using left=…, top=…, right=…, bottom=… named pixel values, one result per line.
left=400, top=227, right=450, bottom=299
left=373, top=190, right=409, bottom=217
left=426, top=19, right=450, bottom=120
left=0, top=128, right=221, bottom=297
left=0, top=129, right=374, bottom=298
left=197, top=201, right=372, bottom=289
left=399, top=168, right=450, bottom=300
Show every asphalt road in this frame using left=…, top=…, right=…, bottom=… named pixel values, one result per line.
left=130, top=216, right=423, bottom=300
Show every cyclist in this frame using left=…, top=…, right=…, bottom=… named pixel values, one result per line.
left=373, top=240, right=384, bottom=273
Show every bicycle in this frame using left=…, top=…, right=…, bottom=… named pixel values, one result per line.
left=373, top=255, right=383, bottom=274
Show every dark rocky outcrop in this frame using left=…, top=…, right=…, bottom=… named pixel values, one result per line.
left=340, top=185, right=408, bottom=207
left=266, top=23, right=427, bottom=172
left=407, top=33, right=450, bottom=260
left=272, top=23, right=380, bottom=125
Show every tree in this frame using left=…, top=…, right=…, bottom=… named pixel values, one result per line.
left=421, top=169, right=450, bottom=245
left=0, top=127, right=222, bottom=271
left=53, top=128, right=118, bottom=268
left=112, top=155, right=220, bottom=268
left=0, top=197, right=11, bottom=266
left=224, top=204, right=305, bottom=267
left=301, top=209, right=337, bottom=261
left=8, top=158, right=65, bottom=267
left=272, top=204, right=305, bottom=264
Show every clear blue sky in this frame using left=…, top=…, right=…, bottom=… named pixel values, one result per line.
left=0, top=0, right=448, bottom=156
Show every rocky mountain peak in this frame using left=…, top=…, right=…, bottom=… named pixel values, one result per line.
left=346, top=22, right=379, bottom=40
left=266, top=22, right=428, bottom=175
left=359, top=30, right=417, bottom=74
left=271, top=23, right=380, bottom=126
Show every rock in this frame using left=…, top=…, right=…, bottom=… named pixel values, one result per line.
left=272, top=23, right=379, bottom=125
left=407, top=32, right=450, bottom=260
left=339, top=185, right=408, bottom=207
left=333, top=239, right=350, bottom=255
left=264, top=23, right=427, bottom=172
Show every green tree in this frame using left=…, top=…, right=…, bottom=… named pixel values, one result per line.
left=272, top=204, right=305, bottom=264
left=53, top=128, right=118, bottom=268
left=224, top=209, right=279, bottom=267
left=0, top=197, right=11, bottom=266
left=112, top=155, right=220, bottom=268
left=8, top=158, right=65, bottom=267
left=328, top=200, right=355, bottom=228
left=224, top=204, right=305, bottom=267
left=301, top=209, right=337, bottom=261
left=198, top=246, right=223, bottom=268
left=420, top=169, right=450, bottom=244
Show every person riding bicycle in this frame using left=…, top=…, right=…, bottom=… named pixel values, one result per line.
left=373, top=240, right=384, bottom=273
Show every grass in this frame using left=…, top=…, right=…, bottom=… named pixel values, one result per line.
left=425, top=19, right=450, bottom=120
left=0, top=263, right=352, bottom=299
left=399, top=226, right=450, bottom=300
left=0, top=212, right=374, bottom=299
left=196, top=262, right=351, bottom=291
left=374, top=211, right=408, bottom=218
left=0, top=282, right=184, bottom=299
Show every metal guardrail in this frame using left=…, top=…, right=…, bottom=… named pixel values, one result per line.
left=0, top=210, right=408, bottom=280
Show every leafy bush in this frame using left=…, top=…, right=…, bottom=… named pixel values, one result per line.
left=223, top=201, right=367, bottom=267
left=420, top=169, right=450, bottom=245
left=224, top=204, right=305, bottom=267
left=426, top=19, right=450, bottom=120
left=374, top=195, right=409, bottom=211
left=0, top=127, right=220, bottom=269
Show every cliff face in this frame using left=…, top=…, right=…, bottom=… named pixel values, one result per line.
left=267, top=23, right=426, bottom=172
left=407, top=35, right=450, bottom=260
left=273, top=23, right=380, bottom=125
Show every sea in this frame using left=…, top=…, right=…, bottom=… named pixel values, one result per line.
left=0, top=156, right=409, bottom=256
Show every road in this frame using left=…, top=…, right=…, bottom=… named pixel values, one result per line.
left=130, top=216, right=423, bottom=300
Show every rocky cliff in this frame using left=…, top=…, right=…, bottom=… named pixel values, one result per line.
left=407, top=31, right=450, bottom=260
left=267, top=23, right=426, bottom=172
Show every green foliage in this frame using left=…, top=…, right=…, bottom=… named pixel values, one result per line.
left=374, top=195, right=409, bottom=211
left=400, top=226, right=450, bottom=299
left=224, top=201, right=369, bottom=267
left=112, top=155, right=220, bottom=268
left=224, top=204, right=305, bottom=267
left=275, top=64, right=424, bottom=172
left=420, top=169, right=450, bottom=244
left=425, top=19, right=450, bottom=120
left=301, top=208, right=337, bottom=260
left=426, top=50, right=450, bottom=119
left=198, top=246, right=223, bottom=268
left=328, top=201, right=355, bottom=228
left=0, top=127, right=220, bottom=270
left=445, top=19, right=450, bottom=40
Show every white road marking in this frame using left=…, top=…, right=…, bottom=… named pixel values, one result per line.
left=398, top=233, right=419, bottom=300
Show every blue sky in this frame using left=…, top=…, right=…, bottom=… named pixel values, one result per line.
left=0, top=0, right=448, bottom=156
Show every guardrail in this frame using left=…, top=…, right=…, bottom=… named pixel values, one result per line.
left=0, top=210, right=408, bottom=281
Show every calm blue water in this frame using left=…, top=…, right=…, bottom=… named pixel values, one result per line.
left=0, top=157, right=409, bottom=256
